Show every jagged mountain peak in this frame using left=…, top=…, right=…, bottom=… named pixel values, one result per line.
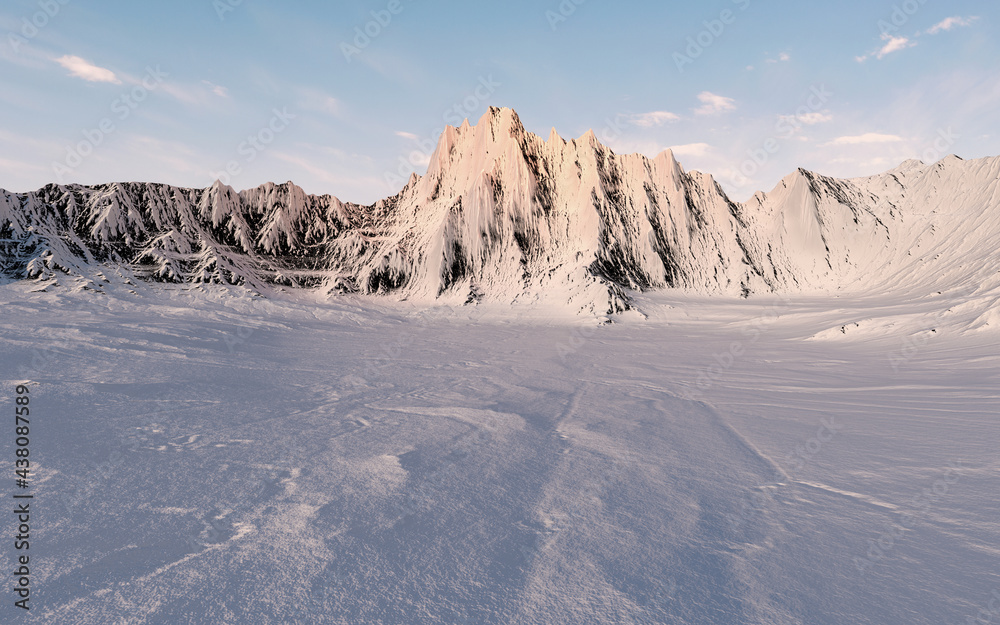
left=2, top=109, right=999, bottom=315
left=445, top=106, right=528, bottom=144
left=893, top=158, right=927, bottom=173
left=424, top=108, right=533, bottom=182
left=210, top=178, right=233, bottom=193
left=482, top=105, right=526, bottom=133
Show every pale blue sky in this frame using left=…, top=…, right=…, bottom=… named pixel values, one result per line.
left=1, top=0, right=997, bottom=203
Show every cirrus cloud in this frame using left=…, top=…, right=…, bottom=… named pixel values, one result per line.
left=54, top=55, right=121, bottom=84
left=629, top=111, right=681, bottom=127
left=856, top=34, right=916, bottom=63
left=823, top=133, right=904, bottom=146
left=926, top=16, right=978, bottom=35
left=693, top=92, right=736, bottom=116
left=668, top=142, right=712, bottom=158
left=201, top=80, right=229, bottom=98
left=857, top=16, right=978, bottom=63
left=877, top=36, right=915, bottom=59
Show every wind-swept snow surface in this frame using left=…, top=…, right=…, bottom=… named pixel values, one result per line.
left=1, top=282, right=996, bottom=624
left=2, top=106, right=999, bottom=623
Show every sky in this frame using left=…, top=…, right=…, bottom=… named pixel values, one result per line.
left=1, top=0, right=998, bottom=204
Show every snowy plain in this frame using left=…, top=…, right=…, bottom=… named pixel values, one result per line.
left=1, top=276, right=997, bottom=625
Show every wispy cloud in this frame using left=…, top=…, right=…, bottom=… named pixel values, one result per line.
left=824, top=133, right=904, bottom=146
left=0, top=157, right=52, bottom=184
left=297, top=89, right=341, bottom=116
left=157, top=83, right=204, bottom=106
left=781, top=112, right=833, bottom=126
left=201, top=80, right=229, bottom=98
left=146, top=78, right=236, bottom=107
left=926, top=16, right=978, bottom=35
left=856, top=34, right=916, bottom=62
left=395, top=131, right=419, bottom=140
left=628, top=111, right=680, bottom=127
left=55, top=55, right=121, bottom=84
left=878, top=35, right=914, bottom=59
left=669, top=142, right=712, bottom=158
left=693, top=92, right=736, bottom=116
left=857, top=17, right=977, bottom=62
left=272, top=151, right=382, bottom=190
left=408, top=152, right=431, bottom=167
left=123, top=135, right=201, bottom=173
left=767, top=52, right=791, bottom=64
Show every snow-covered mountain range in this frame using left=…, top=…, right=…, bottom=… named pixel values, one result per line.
left=2, top=107, right=999, bottom=313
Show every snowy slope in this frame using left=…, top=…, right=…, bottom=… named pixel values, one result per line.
left=0, top=282, right=996, bottom=624
left=2, top=108, right=999, bottom=314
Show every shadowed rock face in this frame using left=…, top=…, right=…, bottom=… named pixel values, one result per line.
left=2, top=108, right=998, bottom=312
